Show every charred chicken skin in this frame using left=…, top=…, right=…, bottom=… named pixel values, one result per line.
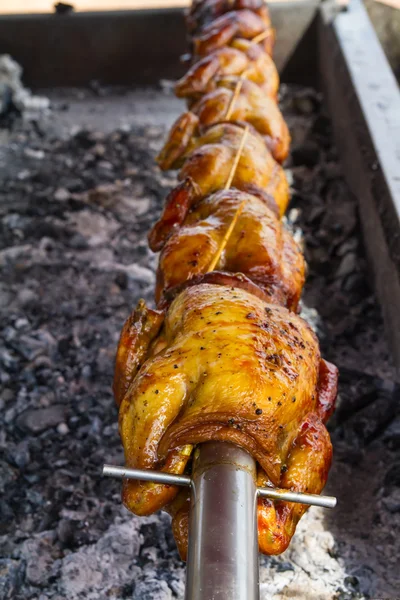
left=111, top=0, right=338, bottom=561
left=115, top=285, right=337, bottom=557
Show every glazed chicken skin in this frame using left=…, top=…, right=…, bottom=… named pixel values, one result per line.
left=153, top=189, right=304, bottom=309
left=115, top=284, right=337, bottom=558
left=157, top=122, right=289, bottom=216
left=175, top=39, right=279, bottom=100
left=172, top=77, right=289, bottom=162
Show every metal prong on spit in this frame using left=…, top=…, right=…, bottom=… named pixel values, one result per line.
left=257, top=487, right=337, bottom=509
left=102, top=464, right=191, bottom=487
left=102, top=463, right=337, bottom=509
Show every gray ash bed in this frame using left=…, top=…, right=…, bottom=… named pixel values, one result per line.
left=0, top=81, right=398, bottom=599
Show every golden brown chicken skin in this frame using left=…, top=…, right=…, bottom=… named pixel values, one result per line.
left=157, top=122, right=289, bottom=216
left=192, top=9, right=275, bottom=56
left=190, top=77, right=290, bottom=162
left=154, top=189, right=304, bottom=310
left=175, top=39, right=279, bottom=101
left=115, top=284, right=337, bottom=557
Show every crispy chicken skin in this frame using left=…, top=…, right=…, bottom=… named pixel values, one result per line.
left=190, top=77, right=290, bottom=162
left=154, top=189, right=304, bottom=310
left=192, top=9, right=275, bottom=56
left=115, top=284, right=337, bottom=556
left=157, top=122, right=289, bottom=216
left=175, top=39, right=279, bottom=100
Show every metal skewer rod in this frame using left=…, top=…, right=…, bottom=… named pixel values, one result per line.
left=258, top=487, right=336, bottom=508
left=102, top=463, right=337, bottom=509
left=185, top=442, right=259, bottom=600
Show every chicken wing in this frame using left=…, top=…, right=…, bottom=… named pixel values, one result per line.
left=154, top=189, right=304, bottom=310
left=116, top=283, right=337, bottom=556
left=157, top=122, right=289, bottom=215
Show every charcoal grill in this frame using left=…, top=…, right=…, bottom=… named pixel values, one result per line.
left=2, top=1, right=399, bottom=598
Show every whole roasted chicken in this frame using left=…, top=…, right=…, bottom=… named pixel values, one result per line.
left=114, top=284, right=337, bottom=557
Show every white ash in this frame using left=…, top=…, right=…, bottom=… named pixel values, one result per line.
left=282, top=210, right=304, bottom=249
left=23, top=509, right=354, bottom=600
left=0, top=55, right=50, bottom=119
left=260, top=509, right=353, bottom=599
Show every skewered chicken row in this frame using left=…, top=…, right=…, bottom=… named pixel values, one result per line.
left=115, top=284, right=338, bottom=557
left=186, top=0, right=272, bottom=37
left=112, top=0, right=338, bottom=560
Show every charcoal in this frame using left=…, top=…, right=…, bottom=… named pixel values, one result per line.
left=16, top=288, right=39, bottom=308
left=16, top=405, right=66, bottom=434
left=382, top=489, right=400, bottom=513
left=0, top=559, right=24, bottom=599
left=382, top=417, right=400, bottom=450
left=291, top=140, right=321, bottom=167
left=0, top=83, right=397, bottom=599
left=0, top=461, right=18, bottom=494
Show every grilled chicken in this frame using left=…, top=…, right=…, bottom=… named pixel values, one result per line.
left=157, top=122, right=289, bottom=216
left=115, top=284, right=337, bottom=557
left=175, top=39, right=279, bottom=100
left=111, top=0, right=338, bottom=562
left=153, top=189, right=304, bottom=309
left=173, top=77, right=289, bottom=162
